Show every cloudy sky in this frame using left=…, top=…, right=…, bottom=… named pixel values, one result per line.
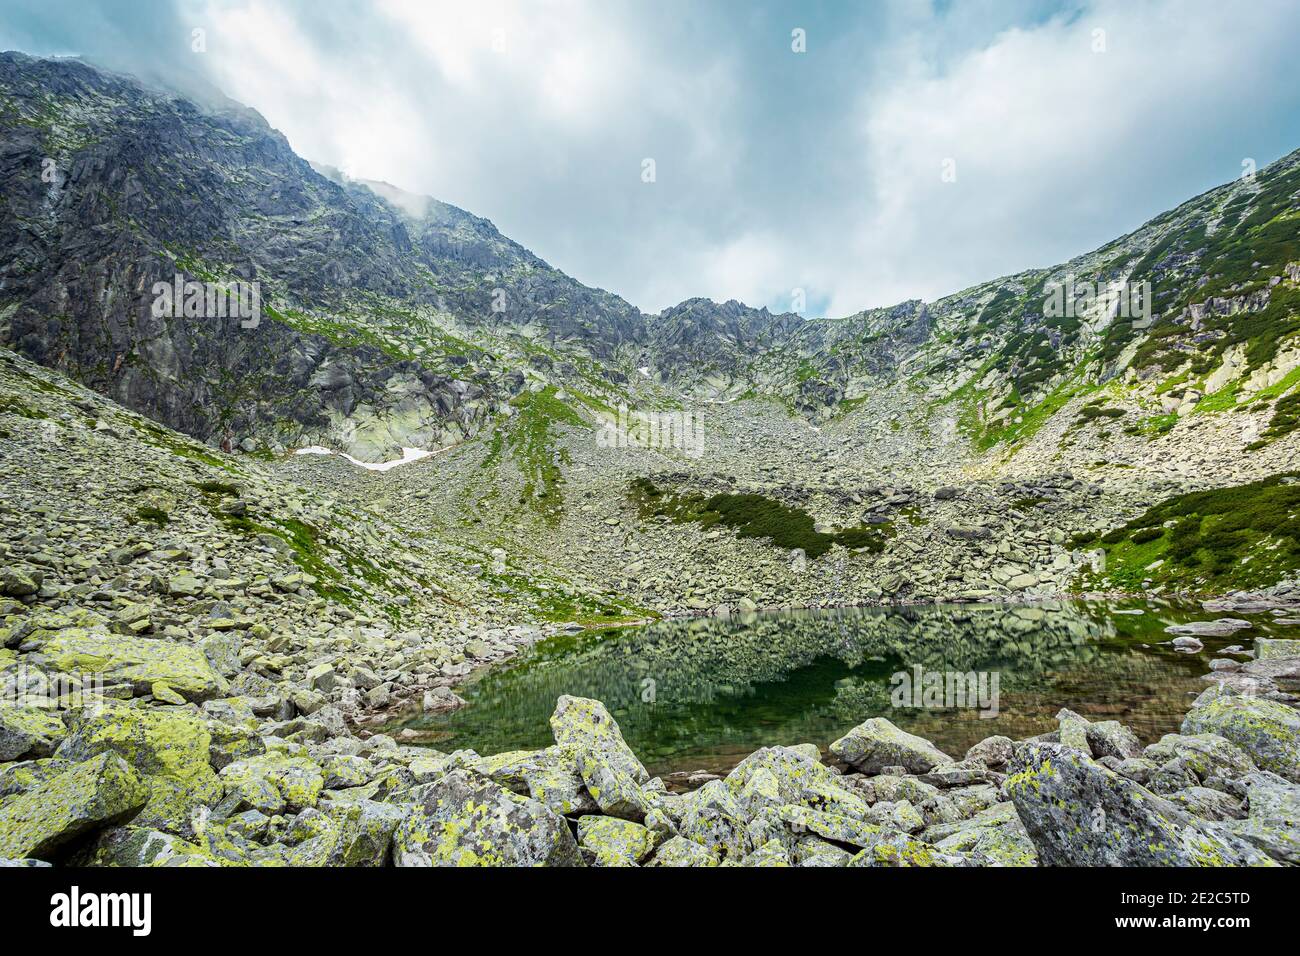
left=5, top=0, right=1300, bottom=317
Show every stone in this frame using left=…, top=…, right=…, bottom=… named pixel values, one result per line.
left=56, top=704, right=222, bottom=836
left=39, top=629, right=226, bottom=702
left=577, top=815, right=656, bottom=866
left=0, top=703, right=65, bottom=760
left=1006, top=742, right=1276, bottom=866
left=0, top=753, right=149, bottom=859
left=392, top=770, right=581, bottom=867
left=646, top=835, right=719, bottom=867
left=1181, top=694, right=1300, bottom=782
left=219, top=751, right=325, bottom=815
left=830, top=717, right=952, bottom=774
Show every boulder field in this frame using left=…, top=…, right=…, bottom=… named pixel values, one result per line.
left=2, top=643, right=1297, bottom=866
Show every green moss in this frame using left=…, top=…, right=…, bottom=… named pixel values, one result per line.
left=1077, top=471, right=1300, bottom=592
left=630, top=478, right=890, bottom=559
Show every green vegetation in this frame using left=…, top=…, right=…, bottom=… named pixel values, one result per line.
left=630, top=478, right=891, bottom=559
left=1075, top=472, right=1300, bottom=592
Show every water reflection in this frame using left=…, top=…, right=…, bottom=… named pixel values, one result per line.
left=397, top=600, right=1247, bottom=776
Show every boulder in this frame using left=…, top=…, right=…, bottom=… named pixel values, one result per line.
left=0, top=753, right=149, bottom=859
left=1181, top=694, right=1300, bottom=782
left=1006, top=742, right=1276, bottom=866
left=830, top=717, right=952, bottom=774
left=577, top=816, right=656, bottom=866
left=0, top=703, right=65, bottom=760
left=392, top=770, right=581, bottom=867
left=219, top=751, right=325, bottom=815
left=39, top=629, right=226, bottom=701
left=57, top=704, right=222, bottom=835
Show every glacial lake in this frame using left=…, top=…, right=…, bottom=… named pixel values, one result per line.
left=394, top=601, right=1273, bottom=778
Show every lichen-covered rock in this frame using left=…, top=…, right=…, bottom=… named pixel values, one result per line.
left=0, top=752, right=149, bottom=859
left=830, top=717, right=951, bottom=774
left=677, top=779, right=751, bottom=859
left=56, top=704, right=222, bottom=835
left=1007, top=742, right=1278, bottom=866
left=848, top=832, right=962, bottom=867
left=284, top=800, right=407, bottom=867
left=775, top=804, right=882, bottom=848
left=1143, top=733, right=1256, bottom=787
left=577, top=815, right=656, bottom=866
left=1221, top=771, right=1300, bottom=864
left=1255, top=638, right=1300, bottom=661
left=646, top=835, right=720, bottom=867
left=78, top=825, right=219, bottom=867
left=0, top=703, right=64, bottom=760
left=392, top=770, right=581, bottom=867
left=39, top=629, right=227, bottom=702
left=1181, top=694, right=1300, bottom=782
left=724, top=746, right=870, bottom=822
left=549, top=695, right=648, bottom=784
left=219, top=751, right=325, bottom=815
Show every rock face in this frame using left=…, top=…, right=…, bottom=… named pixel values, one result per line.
left=830, top=717, right=952, bottom=774
left=392, top=770, right=581, bottom=867
left=1007, top=743, right=1274, bottom=867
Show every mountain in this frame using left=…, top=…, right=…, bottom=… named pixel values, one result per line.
left=2, top=50, right=1299, bottom=608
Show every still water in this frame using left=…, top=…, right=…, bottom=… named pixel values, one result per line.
left=396, top=601, right=1258, bottom=777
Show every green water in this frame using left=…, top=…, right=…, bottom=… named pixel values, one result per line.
left=395, top=600, right=1271, bottom=777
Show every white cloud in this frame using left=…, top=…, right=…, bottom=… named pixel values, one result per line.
left=141, top=1, right=1300, bottom=317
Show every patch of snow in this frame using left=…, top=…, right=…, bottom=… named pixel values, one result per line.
left=293, top=445, right=442, bottom=472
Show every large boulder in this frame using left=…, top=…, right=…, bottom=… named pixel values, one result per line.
left=392, top=770, right=582, bottom=867
left=549, top=696, right=648, bottom=783
left=549, top=696, right=650, bottom=820
left=56, top=705, right=222, bottom=836
left=0, top=753, right=149, bottom=859
left=39, top=629, right=227, bottom=702
left=478, top=747, right=598, bottom=816
left=577, top=816, right=656, bottom=866
left=0, top=703, right=65, bottom=760
left=830, top=717, right=952, bottom=774
left=1181, top=694, right=1300, bottom=782
left=219, top=751, right=325, bottom=815
left=1006, top=742, right=1277, bottom=866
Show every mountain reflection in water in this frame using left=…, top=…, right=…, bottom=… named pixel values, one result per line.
left=396, top=601, right=1243, bottom=777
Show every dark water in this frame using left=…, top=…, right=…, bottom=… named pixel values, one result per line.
left=394, top=600, right=1268, bottom=777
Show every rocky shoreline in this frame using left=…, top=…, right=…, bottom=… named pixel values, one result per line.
left=2, top=593, right=1297, bottom=866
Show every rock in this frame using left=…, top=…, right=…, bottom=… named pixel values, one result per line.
left=1182, top=694, right=1300, bottom=782
left=1170, top=636, right=1204, bottom=652
left=39, top=629, right=226, bottom=702
left=550, top=695, right=651, bottom=819
left=56, top=704, right=222, bottom=835
left=1165, top=618, right=1252, bottom=637
left=0, top=703, right=65, bottom=760
left=1006, top=742, right=1276, bottom=866
left=422, top=686, right=467, bottom=713
left=646, top=835, right=719, bottom=867
left=964, top=735, right=1014, bottom=769
left=577, top=816, right=656, bottom=866
left=549, top=695, right=649, bottom=783
left=0, top=753, right=149, bottom=859
left=392, top=770, right=581, bottom=867
left=1256, top=638, right=1300, bottom=661
left=830, top=717, right=952, bottom=774
left=219, top=751, right=325, bottom=815
left=1085, top=720, right=1143, bottom=760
